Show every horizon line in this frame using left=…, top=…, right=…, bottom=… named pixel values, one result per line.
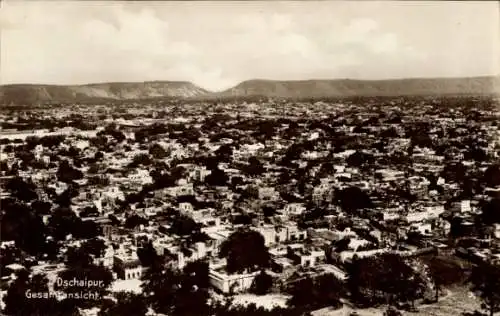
left=1, top=74, right=499, bottom=93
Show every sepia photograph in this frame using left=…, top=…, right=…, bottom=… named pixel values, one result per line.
left=0, top=1, right=499, bottom=315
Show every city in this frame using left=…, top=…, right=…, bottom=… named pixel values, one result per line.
left=1, top=1, right=499, bottom=315
left=1, top=94, right=500, bottom=316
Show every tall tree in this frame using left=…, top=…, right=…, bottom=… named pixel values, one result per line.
left=470, top=263, right=500, bottom=316
left=426, top=256, right=464, bottom=302
left=336, top=187, right=373, bottom=213
left=1, top=199, right=46, bottom=255
left=287, top=274, right=343, bottom=310
left=250, top=270, right=274, bottom=295
left=219, top=229, right=270, bottom=274
left=142, top=262, right=180, bottom=315
left=347, top=254, right=425, bottom=307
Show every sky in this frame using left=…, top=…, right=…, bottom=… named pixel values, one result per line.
left=1, top=1, right=499, bottom=91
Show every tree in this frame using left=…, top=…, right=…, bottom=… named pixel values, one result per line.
left=215, top=144, right=233, bottom=162
left=101, top=124, right=126, bottom=142
left=231, top=176, right=244, bottom=188
left=347, top=254, right=425, bottom=307
left=88, top=163, right=100, bottom=174
left=98, top=292, right=147, bottom=316
left=175, top=268, right=210, bottom=315
left=81, top=238, right=106, bottom=258
left=484, top=164, right=500, bottom=188
left=205, top=167, right=229, bottom=187
left=183, top=259, right=210, bottom=289
left=378, top=254, right=425, bottom=308
left=470, top=263, right=500, bottom=316
left=334, top=237, right=351, bottom=253
left=1, top=199, right=46, bottom=255
left=441, top=162, right=467, bottom=185
left=219, top=229, right=270, bottom=274
left=129, top=153, right=152, bottom=168
left=465, top=146, right=488, bottom=162
left=409, top=124, right=433, bottom=149
left=426, top=256, right=464, bottom=302
left=450, top=216, right=468, bottom=238
left=48, top=207, right=80, bottom=241
left=380, top=127, right=400, bottom=138
left=32, top=200, right=52, bottom=215
left=244, top=157, right=265, bottom=176
left=142, top=262, right=180, bottom=315
left=251, top=270, right=274, bottom=295
left=149, top=143, right=167, bottom=159
left=94, top=151, right=104, bottom=160
left=76, top=219, right=102, bottom=239
left=481, top=199, right=500, bottom=225
left=262, top=206, right=277, bottom=217
left=54, top=185, right=79, bottom=207
left=137, top=241, right=160, bottom=268
left=171, top=165, right=187, bottom=181
left=3, top=269, right=32, bottom=315
left=336, top=187, right=373, bottom=213
left=170, top=215, right=202, bottom=237
left=80, top=205, right=99, bottom=218
left=287, top=277, right=315, bottom=308
left=5, top=177, right=38, bottom=202
left=314, top=274, right=345, bottom=308
left=65, top=246, right=93, bottom=268
left=3, top=270, right=76, bottom=316
left=125, top=215, right=148, bottom=229
left=287, top=274, right=343, bottom=310
left=57, top=160, right=83, bottom=183
left=141, top=258, right=211, bottom=315
left=346, top=151, right=374, bottom=169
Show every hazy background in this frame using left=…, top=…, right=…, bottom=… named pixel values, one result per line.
left=1, top=1, right=499, bottom=91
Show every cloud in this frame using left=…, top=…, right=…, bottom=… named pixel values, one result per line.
left=1, top=1, right=497, bottom=90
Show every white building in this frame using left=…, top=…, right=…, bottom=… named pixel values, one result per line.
left=209, top=265, right=260, bottom=294
left=114, top=254, right=143, bottom=280
left=282, top=203, right=306, bottom=216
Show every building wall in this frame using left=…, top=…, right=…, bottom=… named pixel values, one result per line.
left=116, top=266, right=143, bottom=280
left=209, top=270, right=258, bottom=294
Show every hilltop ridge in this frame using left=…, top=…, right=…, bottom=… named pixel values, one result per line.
left=0, top=81, right=209, bottom=104
left=1, top=76, right=499, bottom=105
left=218, top=76, right=500, bottom=98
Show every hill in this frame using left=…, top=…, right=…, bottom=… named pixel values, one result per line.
left=218, top=76, right=500, bottom=98
left=1, top=76, right=499, bottom=105
left=0, top=81, right=209, bottom=104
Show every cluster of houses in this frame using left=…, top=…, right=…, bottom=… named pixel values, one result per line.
left=1, top=97, right=500, bottom=298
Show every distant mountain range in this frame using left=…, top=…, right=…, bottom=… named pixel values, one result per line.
left=218, top=76, right=500, bottom=98
left=1, top=76, right=499, bottom=104
left=0, top=81, right=209, bottom=104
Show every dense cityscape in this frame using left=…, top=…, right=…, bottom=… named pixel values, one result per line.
left=1, top=0, right=500, bottom=315
left=1, top=94, right=500, bottom=316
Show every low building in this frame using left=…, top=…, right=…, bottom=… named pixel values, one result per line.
left=114, top=253, right=143, bottom=280
left=209, top=265, right=260, bottom=294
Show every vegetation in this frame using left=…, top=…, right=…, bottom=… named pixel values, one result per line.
left=219, top=229, right=271, bottom=274
left=346, top=253, right=426, bottom=308
left=469, top=263, right=500, bottom=316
